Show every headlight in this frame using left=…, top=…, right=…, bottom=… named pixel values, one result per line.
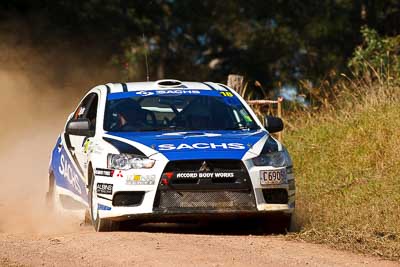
left=107, top=154, right=155, bottom=170
left=252, top=148, right=292, bottom=167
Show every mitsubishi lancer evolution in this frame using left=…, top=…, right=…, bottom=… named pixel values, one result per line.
left=47, top=79, right=295, bottom=232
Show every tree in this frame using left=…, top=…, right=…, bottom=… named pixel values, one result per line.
left=1, top=0, right=399, bottom=95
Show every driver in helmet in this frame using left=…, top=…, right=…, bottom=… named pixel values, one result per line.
left=112, top=99, right=146, bottom=131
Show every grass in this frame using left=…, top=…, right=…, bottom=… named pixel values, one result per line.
left=284, top=80, right=400, bottom=260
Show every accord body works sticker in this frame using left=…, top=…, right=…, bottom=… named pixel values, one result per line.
left=175, top=172, right=236, bottom=179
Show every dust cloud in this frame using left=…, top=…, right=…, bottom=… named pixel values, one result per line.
left=0, top=70, right=78, bottom=233
left=0, top=20, right=118, bottom=233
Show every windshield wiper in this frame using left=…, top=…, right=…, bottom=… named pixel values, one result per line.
left=136, top=128, right=164, bottom=132
left=166, top=126, right=203, bottom=131
left=136, top=126, right=198, bottom=132
left=223, top=125, right=259, bottom=131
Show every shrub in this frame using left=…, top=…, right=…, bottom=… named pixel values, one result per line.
left=348, top=26, right=400, bottom=85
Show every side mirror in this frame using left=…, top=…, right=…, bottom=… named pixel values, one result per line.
left=264, top=116, right=283, bottom=133
left=66, top=119, right=94, bottom=137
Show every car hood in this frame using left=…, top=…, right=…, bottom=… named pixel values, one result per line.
left=106, top=130, right=267, bottom=160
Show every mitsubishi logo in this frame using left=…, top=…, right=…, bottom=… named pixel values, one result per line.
left=199, top=161, right=211, bottom=172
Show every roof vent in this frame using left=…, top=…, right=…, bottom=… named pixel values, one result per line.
left=155, top=79, right=183, bottom=88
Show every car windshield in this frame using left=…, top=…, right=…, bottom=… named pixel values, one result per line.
left=104, top=91, right=259, bottom=132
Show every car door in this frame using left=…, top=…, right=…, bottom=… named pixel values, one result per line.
left=66, top=92, right=99, bottom=175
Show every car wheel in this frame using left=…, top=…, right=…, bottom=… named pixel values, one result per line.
left=257, top=213, right=293, bottom=234
left=88, top=170, right=119, bottom=232
left=273, top=214, right=293, bottom=234
left=283, top=214, right=293, bottom=232
left=84, top=209, right=92, bottom=225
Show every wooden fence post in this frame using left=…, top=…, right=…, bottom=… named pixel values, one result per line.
left=227, top=74, right=245, bottom=96
left=227, top=74, right=283, bottom=142
left=277, top=97, right=283, bottom=141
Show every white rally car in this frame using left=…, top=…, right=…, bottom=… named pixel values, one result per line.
left=47, top=79, right=295, bottom=232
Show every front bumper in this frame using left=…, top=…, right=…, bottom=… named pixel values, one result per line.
left=108, top=209, right=292, bottom=223
left=94, top=159, right=295, bottom=221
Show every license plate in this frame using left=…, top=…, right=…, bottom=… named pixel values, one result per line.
left=260, top=169, right=286, bottom=185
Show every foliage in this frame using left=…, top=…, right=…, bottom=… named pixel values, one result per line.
left=285, top=60, right=400, bottom=259
left=293, top=27, right=400, bottom=113
left=2, top=1, right=400, bottom=90
left=348, top=27, right=400, bottom=84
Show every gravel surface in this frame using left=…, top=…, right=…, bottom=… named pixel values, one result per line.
left=0, top=223, right=398, bottom=267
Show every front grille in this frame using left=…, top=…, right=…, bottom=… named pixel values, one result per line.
left=156, top=191, right=256, bottom=210
left=262, top=189, right=288, bottom=204
left=113, top=191, right=145, bottom=207
left=154, top=160, right=256, bottom=212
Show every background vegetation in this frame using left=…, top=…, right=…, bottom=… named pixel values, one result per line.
left=285, top=29, right=400, bottom=260
left=1, top=0, right=399, bottom=93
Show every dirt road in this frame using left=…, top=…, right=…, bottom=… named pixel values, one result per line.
left=0, top=222, right=397, bottom=267
left=0, top=76, right=397, bottom=267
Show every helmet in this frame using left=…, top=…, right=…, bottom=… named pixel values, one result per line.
left=109, top=99, right=145, bottom=130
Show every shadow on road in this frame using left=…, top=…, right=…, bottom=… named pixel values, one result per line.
left=118, top=217, right=292, bottom=236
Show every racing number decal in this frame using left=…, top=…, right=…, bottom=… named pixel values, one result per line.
left=220, top=91, right=233, bottom=97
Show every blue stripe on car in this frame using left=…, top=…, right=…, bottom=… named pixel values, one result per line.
left=51, top=136, right=88, bottom=203
left=106, top=130, right=266, bottom=160
left=107, top=89, right=222, bottom=100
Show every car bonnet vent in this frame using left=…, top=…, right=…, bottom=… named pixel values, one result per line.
left=155, top=79, right=183, bottom=88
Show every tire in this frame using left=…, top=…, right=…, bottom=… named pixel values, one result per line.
left=257, top=213, right=293, bottom=234
left=84, top=209, right=92, bottom=225
left=273, top=214, right=293, bottom=234
left=88, top=169, right=119, bottom=232
left=282, top=214, right=293, bottom=232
